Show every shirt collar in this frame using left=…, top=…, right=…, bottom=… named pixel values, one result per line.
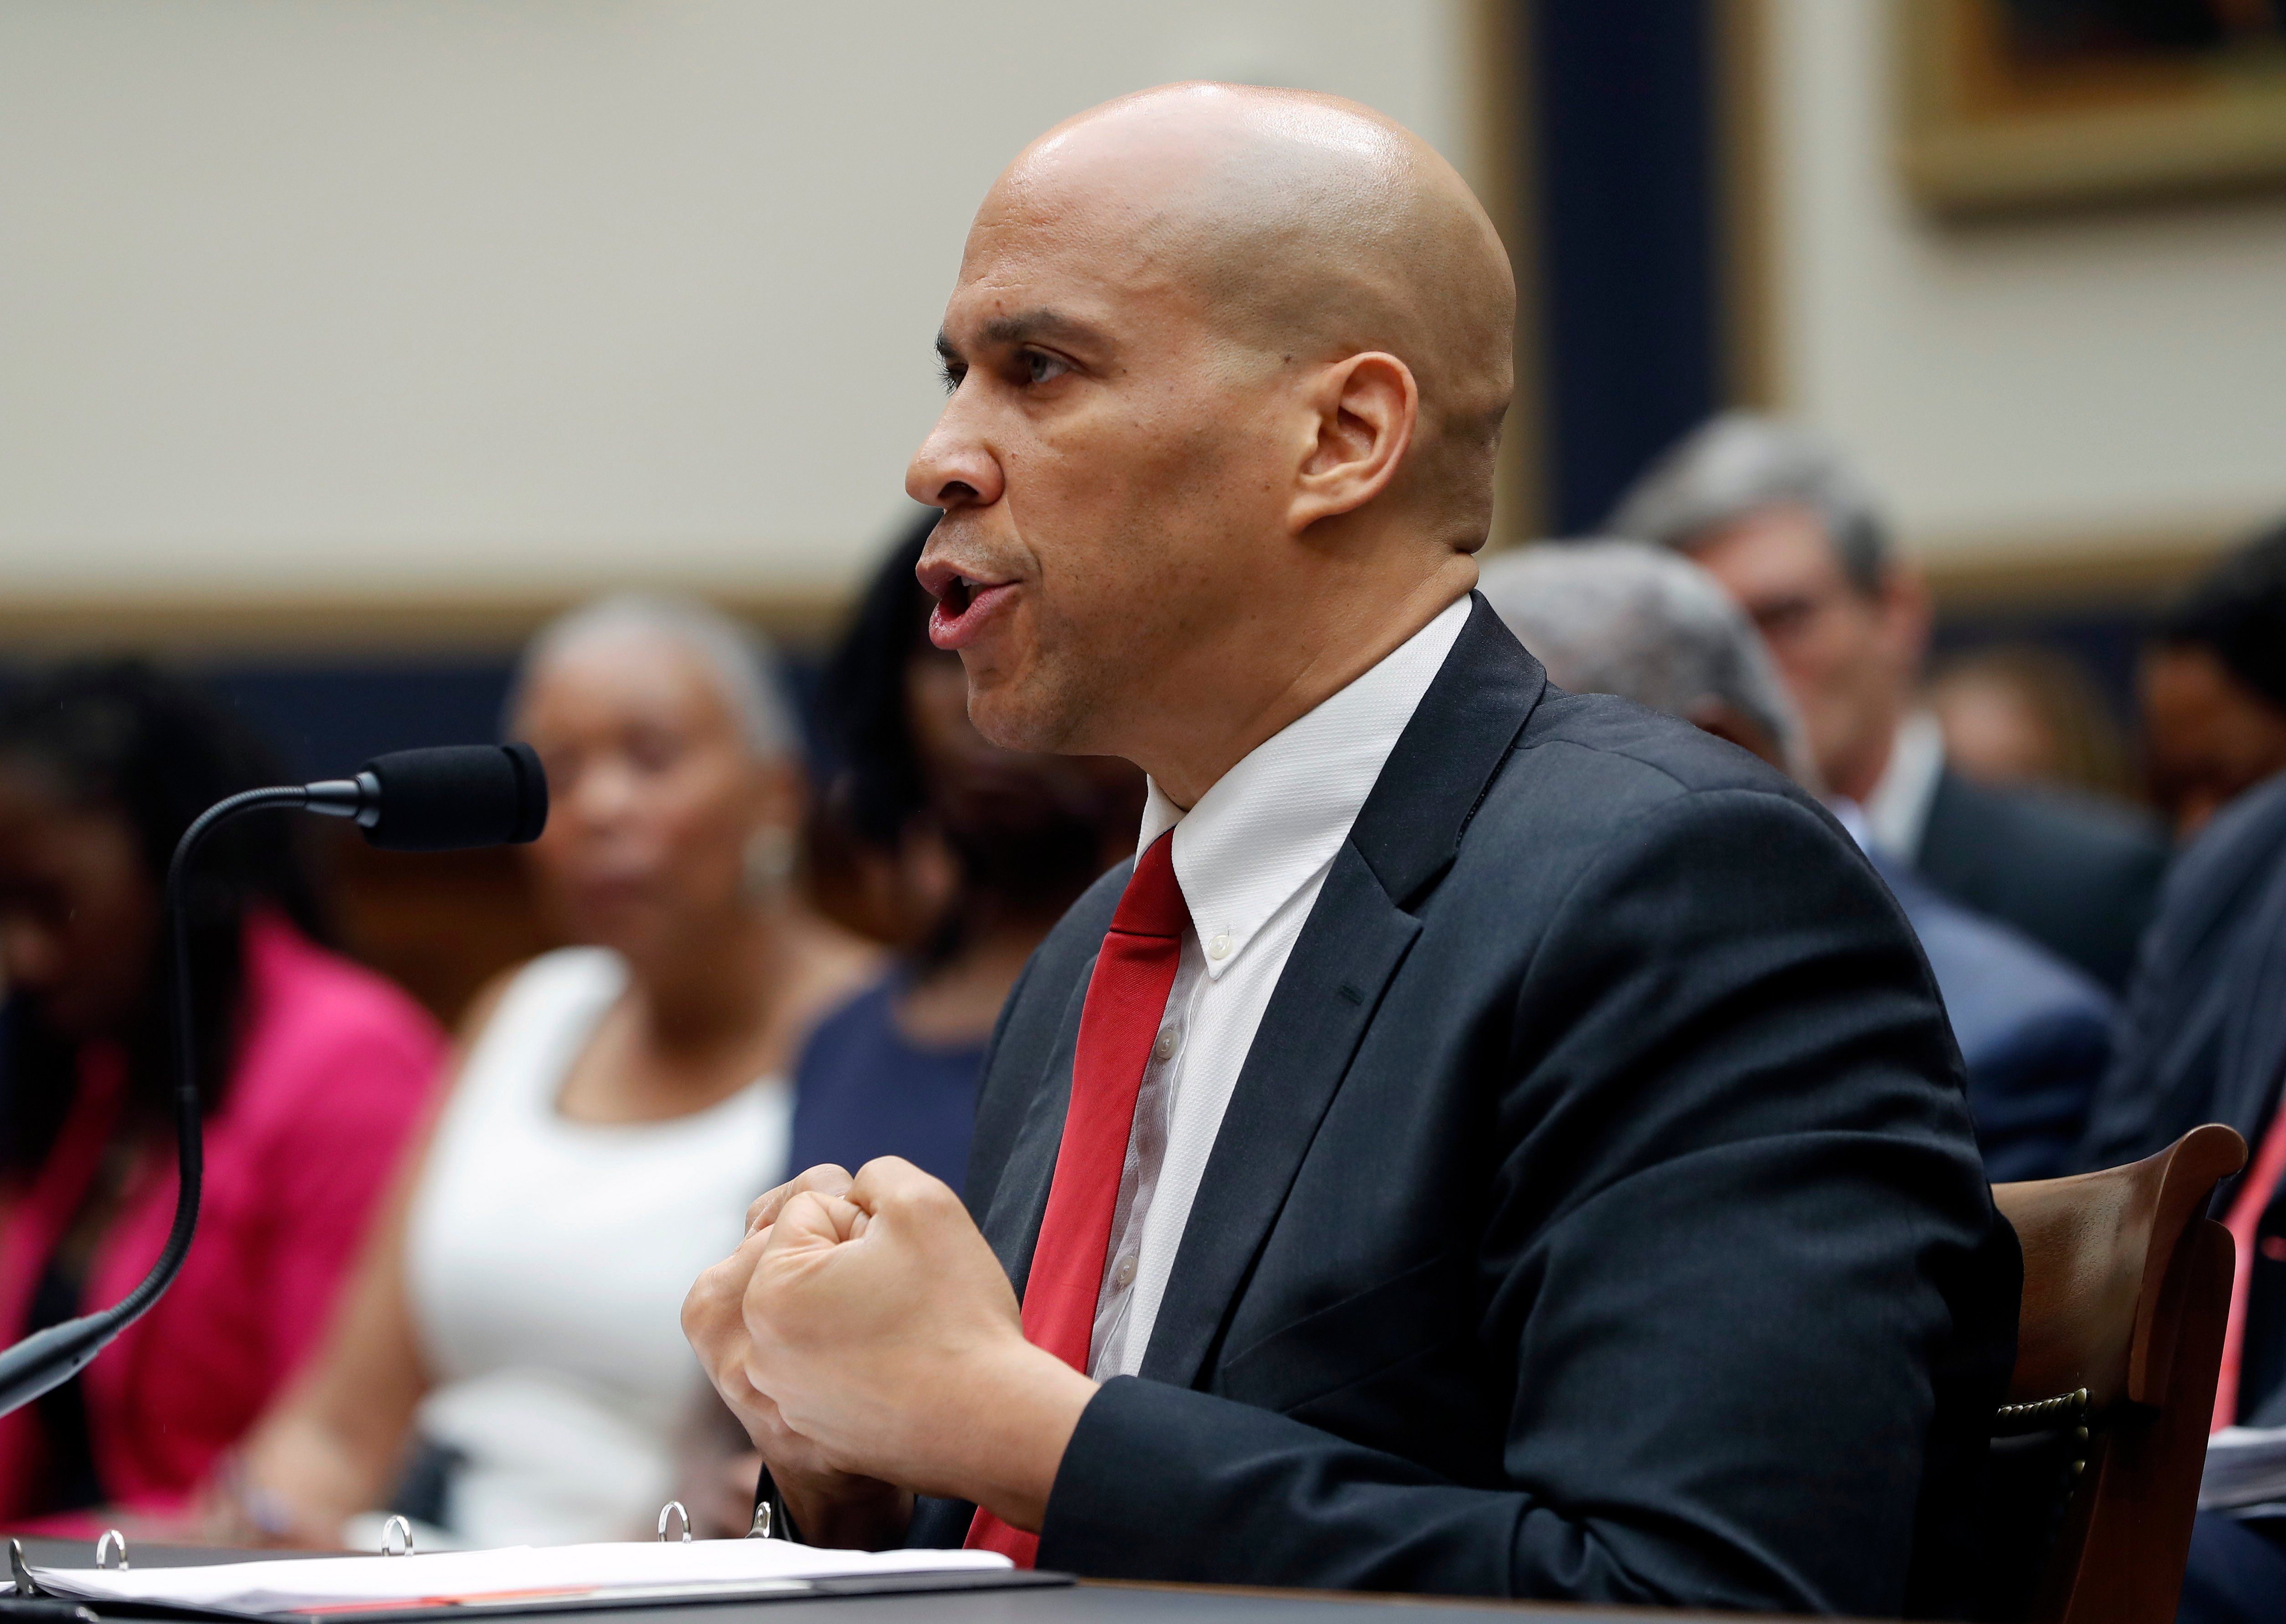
left=1137, top=594, right=1473, bottom=979
left=1862, top=709, right=1947, bottom=864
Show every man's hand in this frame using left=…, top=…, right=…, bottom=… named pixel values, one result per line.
left=684, top=1165, right=911, bottom=1548
left=733, top=1157, right=1097, bottom=1534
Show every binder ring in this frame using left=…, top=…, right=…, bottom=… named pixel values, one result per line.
left=95, top=1530, right=128, bottom=1572
left=657, top=1501, right=691, bottom=1543
left=380, top=1516, right=415, bottom=1558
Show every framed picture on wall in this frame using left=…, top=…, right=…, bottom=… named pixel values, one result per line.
left=1898, top=0, right=2286, bottom=215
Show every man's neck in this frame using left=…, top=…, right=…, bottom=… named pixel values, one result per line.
left=1139, top=562, right=1474, bottom=809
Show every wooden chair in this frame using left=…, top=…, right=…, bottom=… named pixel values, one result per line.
left=1984, top=1123, right=2247, bottom=1624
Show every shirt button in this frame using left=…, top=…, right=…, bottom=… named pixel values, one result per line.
left=1207, top=931, right=1232, bottom=961
left=1153, top=1026, right=1180, bottom=1061
left=1114, top=1255, right=1137, bottom=1289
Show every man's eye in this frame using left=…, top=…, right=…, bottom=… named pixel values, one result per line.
left=1020, top=350, right=1069, bottom=385
left=1753, top=599, right=1817, bottom=638
left=940, top=361, right=966, bottom=396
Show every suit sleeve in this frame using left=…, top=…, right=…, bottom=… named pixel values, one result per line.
left=1035, top=788, right=2019, bottom=1614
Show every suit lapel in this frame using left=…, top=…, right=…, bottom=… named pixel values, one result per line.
left=1138, top=847, right=1419, bottom=1385
left=979, top=959, right=1095, bottom=1293
left=1139, top=596, right=1549, bottom=1387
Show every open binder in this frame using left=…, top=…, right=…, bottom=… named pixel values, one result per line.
left=5, top=1521, right=1069, bottom=1623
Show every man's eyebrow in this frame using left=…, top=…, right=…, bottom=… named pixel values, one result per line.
left=988, top=308, right=1101, bottom=347
left=938, top=309, right=1104, bottom=354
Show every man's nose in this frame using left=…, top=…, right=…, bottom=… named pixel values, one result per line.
left=905, top=396, right=1004, bottom=510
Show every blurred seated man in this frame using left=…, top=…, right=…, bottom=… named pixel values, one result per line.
left=683, top=84, right=2018, bottom=1614
left=1607, top=412, right=2166, bottom=992
left=1479, top=540, right=2114, bottom=1181
left=2141, top=520, right=2286, bottom=841
left=2098, top=523, right=2286, bottom=1624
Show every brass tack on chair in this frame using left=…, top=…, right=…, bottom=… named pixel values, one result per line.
left=94, top=1530, right=127, bottom=1572
left=657, top=1501, right=691, bottom=1543
left=379, top=1516, right=414, bottom=1558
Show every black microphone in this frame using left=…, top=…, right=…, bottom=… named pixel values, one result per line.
left=308, top=743, right=550, bottom=852
left=0, top=745, right=548, bottom=1418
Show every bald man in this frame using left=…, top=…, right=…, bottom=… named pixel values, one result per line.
left=684, top=86, right=2018, bottom=1613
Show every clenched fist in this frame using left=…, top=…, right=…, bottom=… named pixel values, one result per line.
left=683, top=1158, right=1097, bottom=1545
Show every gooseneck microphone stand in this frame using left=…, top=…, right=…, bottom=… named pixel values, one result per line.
left=0, top=745, right=547, bottom=1420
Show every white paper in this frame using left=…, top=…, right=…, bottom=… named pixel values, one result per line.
left=2202, top=1424, right=2286, bottom=1511
left=34, top=1538, right=1011, bottom=1614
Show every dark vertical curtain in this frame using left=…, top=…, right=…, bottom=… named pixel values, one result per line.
left=1525, top=0, right=1722, bottom=534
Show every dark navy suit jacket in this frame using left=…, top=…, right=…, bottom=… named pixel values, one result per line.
left=1869, top=855, right=2114, bottom=1183
left=905, top=598, right=2021, bottom=1613
left=2080, top=771, right=2286, bottom=1188
left=1916, top=768, right=2167, bottom=994
left=2076, top=771, right=2286, bottom=1422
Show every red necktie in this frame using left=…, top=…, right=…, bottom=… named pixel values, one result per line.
left=2215, top=1097, right=2286, bottom=1429
left=966, top=832, right=1188, bottom=1565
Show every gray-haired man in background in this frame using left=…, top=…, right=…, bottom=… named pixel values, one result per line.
left=1605, top=413, right=2166, bottom=992
left=1480, top=540, right=2113, bottom=1181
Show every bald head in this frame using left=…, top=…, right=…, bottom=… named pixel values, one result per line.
left=909, top=84, right=1515, bottom=801
left=985, top=84, right=1514, bottom=543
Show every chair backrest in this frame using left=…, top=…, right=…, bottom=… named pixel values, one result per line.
left=1987, top=1123, right=2246, bottom=1624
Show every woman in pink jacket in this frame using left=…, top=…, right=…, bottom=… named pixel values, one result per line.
left=0, top=662, right=444, bottom=1524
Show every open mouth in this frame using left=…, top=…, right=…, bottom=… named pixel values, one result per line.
left=921, top=565, right=1017, bottom=650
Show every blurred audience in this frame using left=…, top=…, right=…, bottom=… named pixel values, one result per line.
left=2102, top=526, right=2286, bottom=1624
left=1926, top=642, right=2134, bottom=801
left=1608, top=412, right=2167, bottom=991
left=793, top=519, right=1145, bottom=1190
left=0, top=662, right=444, bottom=1526
left=1480, top=542, right=2113, bottom=1179
left=216, top=596, right=873, bottom=1549
left=2140, top=519, right=2286, bottom=840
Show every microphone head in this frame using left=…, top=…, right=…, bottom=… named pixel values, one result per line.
left=357, top=743, right=549, bottom=852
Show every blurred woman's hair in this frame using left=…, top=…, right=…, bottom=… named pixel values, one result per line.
left=502, top=593, right=800, bottom=761
left=1926, top=642, right=2134, bottom=802
left=817, top=521, right=939, bottom=852
left=2156, top=519, right=2286, bottom=716
left=814, top=513, right=1140, bottom=959
left=0, top=660, right=328, bottom=1173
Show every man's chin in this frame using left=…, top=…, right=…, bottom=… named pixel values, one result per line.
left=965, top=668, right=1089, bottom=757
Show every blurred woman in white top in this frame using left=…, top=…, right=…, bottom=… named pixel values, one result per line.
left=212, top=596, right=874, bottom=1548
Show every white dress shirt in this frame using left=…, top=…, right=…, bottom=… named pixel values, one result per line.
left=1086, top=594, right=1473, bottom=1379
left=1862, top=709, right=1947, bottom=866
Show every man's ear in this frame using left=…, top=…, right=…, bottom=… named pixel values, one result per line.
left=1877, top=562, right=1933, bottom=672
left=1288, top=352, right=1418, bottom=534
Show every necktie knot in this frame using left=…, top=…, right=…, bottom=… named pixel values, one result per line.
left=1111, top=832, right=1188, bottom=942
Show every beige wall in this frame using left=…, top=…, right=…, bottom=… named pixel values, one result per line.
left=1762, top=0, right=2286, bottom=582
left=0, top=0, right=1483, bottom=612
